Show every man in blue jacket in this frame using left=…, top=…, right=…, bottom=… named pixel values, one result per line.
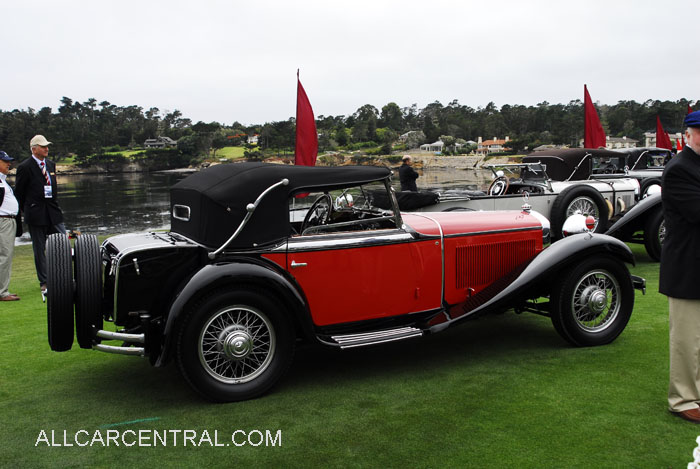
left=661, top=110, right=700, bottom=422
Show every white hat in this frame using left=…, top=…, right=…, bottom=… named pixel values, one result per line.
left=402, top=154, right=411, bottom=161
left=30, top=135, right=52, bottom=147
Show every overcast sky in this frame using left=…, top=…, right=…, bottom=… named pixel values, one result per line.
left=3, top=0, right=698, bottom=125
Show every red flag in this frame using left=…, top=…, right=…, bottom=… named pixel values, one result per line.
left=294, top=70, right=318, bottom=166
left=689, top=105, right=693, bottom=115
left=678, top=137, right=685, bottom=151
left=584, top=85, right=606, bottom=148
left=655, top=115, right=673, bottom=150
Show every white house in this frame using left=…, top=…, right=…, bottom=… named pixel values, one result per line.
left=144, top=136, right=177, bottom=148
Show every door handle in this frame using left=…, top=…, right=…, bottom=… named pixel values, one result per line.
left=291, top=261, right=307, bottom=269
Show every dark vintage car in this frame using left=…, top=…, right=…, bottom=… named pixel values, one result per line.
left=46, top=162, right=645, bottom=402
left=523, top=148, right=665, bottom=260
left=595, top=147, right=669, bottom=196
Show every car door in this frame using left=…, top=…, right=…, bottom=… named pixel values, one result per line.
left=285, top=228, right=442, bottom=327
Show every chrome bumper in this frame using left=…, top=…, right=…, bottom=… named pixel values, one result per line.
left=631, top=275, right=646, bottom=295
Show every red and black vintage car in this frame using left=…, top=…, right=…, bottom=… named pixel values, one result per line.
left=46, top=162, right=645, bottom=402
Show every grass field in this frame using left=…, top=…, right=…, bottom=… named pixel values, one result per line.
left=0, top=241, right=697, bottom=468
left=213, top=146, right=246, bottom=160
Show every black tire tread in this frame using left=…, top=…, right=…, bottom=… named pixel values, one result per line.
left=550, top=256, right=634, bottom=347
left=47, top=234, right=74, bottom=351
left=176, top=287, right=295, bottom=402
left=74, top=234, right=103, bottom=349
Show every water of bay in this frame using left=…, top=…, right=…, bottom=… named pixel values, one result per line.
left=15, top=166, right=492, bottom=244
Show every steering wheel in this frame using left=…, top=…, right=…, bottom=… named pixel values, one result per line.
left=487, top=176, right=510, bottom=196
left=603, top=164, right=618, bottom=174
left=301, top=194, right=332, bottom=233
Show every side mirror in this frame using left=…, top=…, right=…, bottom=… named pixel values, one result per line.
left=562, top=212, right=596, bottom=237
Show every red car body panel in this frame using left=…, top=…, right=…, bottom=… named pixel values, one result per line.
left=264, top=210, right=544, bottom=327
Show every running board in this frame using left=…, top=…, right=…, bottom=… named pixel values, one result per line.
left=331, top=327, right=423, bottom=349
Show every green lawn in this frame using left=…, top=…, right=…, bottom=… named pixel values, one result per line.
left=214, top=146, right=246, bottom=160
left=0, top=241, right=695, bottom=468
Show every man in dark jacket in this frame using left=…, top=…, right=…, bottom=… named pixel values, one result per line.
left=660, top=110, right=700, bottom=422
left=14, top=135, right=65, bottom=295
left=399, top=155, right=419, bottom=192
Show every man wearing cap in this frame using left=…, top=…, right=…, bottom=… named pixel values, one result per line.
left=0, top=151, right=21, bottom=301
left=399, top=155, right=419, bottom=192
left=14, top=135, right=66, bottom=295
left=660, top=110, right=700, bottom=423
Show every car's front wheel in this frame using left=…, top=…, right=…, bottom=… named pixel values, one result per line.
left=550, top=256, right=633, bottom=346
left=176, top=289, right=295, bottom=402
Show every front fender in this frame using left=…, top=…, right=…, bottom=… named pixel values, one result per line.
left=432, top=233, right=635, bottom=332
left=605, top=193, right=662, bottom=237
left=154, top=261, right=311, bottom=366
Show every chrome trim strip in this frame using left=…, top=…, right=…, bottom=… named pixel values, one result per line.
left=96, top=330, right=145, bottom=343
left=288, top=231, right=414, bottom=251
left=441, top=225, right=542, bottom=239
left=208, top=178, right=289, bottom=259
left=93, top=344, right=145, bottom=356
left=405, top=213, right=445, bottom=306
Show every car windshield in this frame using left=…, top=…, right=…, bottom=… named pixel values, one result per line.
left=289, top=181, right=399, bottom=236
left=486, top=163, right=547, bottom=183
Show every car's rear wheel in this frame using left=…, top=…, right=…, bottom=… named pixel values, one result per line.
left=176, top=289, right=295, bottom=402
left=643, top=208, right=665, bottom=262
left=551, top=186, right=608, bottom=240
left=74, top=234, right=103, bottom=349
left=47, top=234, right=74, bottom=351
left=551, top=256, right=633, bottom=346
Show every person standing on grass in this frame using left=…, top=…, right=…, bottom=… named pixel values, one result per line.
left=14, top=135, right=65, bottom=296
left=660, top=110, right=700, bottom=423
left=0, top=151, right=21, bottom=301
left=399, top=155, right=419, bottom=192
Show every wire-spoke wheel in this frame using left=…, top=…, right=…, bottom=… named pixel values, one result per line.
left=198, top=305, right=275, bottom=384
left=569, top=269, right=619, bottom=333
left=566, top=196, right=600, bottom=230
left=551, top=256, right=633, bottom=346
left=177, top=289, right=294, bottom=402
left=550, top=186, right=608, bottom=241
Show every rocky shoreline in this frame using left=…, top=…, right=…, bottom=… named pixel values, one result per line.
left=24, top=153, right=517, bottom=176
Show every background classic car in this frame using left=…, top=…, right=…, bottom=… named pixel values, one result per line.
left=524, top=148, right=666, bottom=260
left=46, top=162, right=645, bottom=402
left=386, top=162, right=639, bottom=241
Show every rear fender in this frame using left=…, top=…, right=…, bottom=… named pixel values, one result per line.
left=154, top=261, right=311, bottom=366
left=432, top=233, right=635, bottom=332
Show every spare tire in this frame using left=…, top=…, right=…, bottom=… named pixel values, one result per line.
left=47, top=234, right=74, bottom=351
left=550, top=185, right=609, bottom=241
left=74, top=235, right=103, bottom=349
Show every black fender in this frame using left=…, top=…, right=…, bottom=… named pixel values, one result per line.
left=432, top=233, right=635, bottom=333
left=154, top=261, right=313, bottom=366
left=605, top=193, right=662, bottom=238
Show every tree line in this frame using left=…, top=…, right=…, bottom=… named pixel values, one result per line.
left=0, top=96, right=695, bottom=165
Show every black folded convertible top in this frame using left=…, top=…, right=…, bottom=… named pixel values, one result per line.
left=170, top=162, right=391, bottom=248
